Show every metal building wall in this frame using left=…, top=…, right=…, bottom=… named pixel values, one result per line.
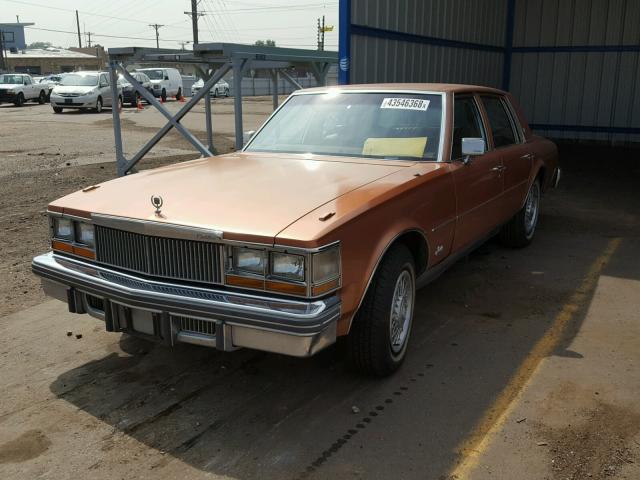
left=340, top=0, right=640, bottom=143
left=508, top=0, right=640, bottom=142
left=343, top=0, right=507, bottom=87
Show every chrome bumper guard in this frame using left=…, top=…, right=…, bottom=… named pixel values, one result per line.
left=32, top=253, right=339, bottom=357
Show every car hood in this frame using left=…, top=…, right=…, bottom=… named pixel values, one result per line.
left=50, top=152, right=413, bottom=243
left=52, top=85, right=97, bottom=95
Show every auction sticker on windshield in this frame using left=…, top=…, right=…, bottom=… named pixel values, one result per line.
left=380, top=98, right=430, bottom=111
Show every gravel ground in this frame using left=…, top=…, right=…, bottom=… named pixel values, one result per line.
left=1, top=100, right=639, bottom=480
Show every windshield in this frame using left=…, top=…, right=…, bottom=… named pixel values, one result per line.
left=0, top=75, right=24, bottom=85
left=60, top=74, right=98, bottom=86
left=246, top=92, right=443, bottom=161
left=143, top=70, right=164, bottom=80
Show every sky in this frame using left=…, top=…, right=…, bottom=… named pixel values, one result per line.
left=0, top=0, right=339, bottom=51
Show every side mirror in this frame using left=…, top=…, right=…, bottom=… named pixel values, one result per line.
left=164, top=76, right=169, bottom=80
left=243, top=130, right=256, bottom=146
left=461, top=138, right=486, bottom=165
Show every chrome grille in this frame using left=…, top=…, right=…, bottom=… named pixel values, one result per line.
left=175, top=316, right=216, bottom=336
left=95, top=225, right=223, bottom=284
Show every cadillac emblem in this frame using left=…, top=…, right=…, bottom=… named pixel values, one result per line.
left=150, top=195, right=163, bottom=215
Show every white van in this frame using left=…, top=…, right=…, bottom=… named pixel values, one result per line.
left=137, top=68, right=183, bottom=102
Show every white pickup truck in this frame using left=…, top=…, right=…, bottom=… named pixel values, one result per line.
left=0, top=73, right=48, bottom=106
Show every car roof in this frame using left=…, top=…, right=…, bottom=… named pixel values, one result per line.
left=296, top=83, right=506, bottom=95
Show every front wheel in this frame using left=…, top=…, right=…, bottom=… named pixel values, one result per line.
left=499, top=178, right=541, bottom=248
left=52, top=106, right=63, bottom=113
left=94, top=97, right=103, bottom=113
left=347, top=244, right=415, bottom=376
left=161, top=88, right=167, bottom=102
left=176, top=88, right=182, bottom=100
left=14, top=93, right=24, bottom=107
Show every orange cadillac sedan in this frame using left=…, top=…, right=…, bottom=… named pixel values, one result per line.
left=32, top=84, right=560, bottom=376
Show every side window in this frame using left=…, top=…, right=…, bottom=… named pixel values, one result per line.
left=481, top=95, right=518, bottom=148
left=100, top=74, right=109, bottom=86
left=452, top=96, right=485, bottom=160
left=24, top=76, right=31, bottom=85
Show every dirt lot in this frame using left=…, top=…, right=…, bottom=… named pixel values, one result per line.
left=0, top=100, right=639, bottom=480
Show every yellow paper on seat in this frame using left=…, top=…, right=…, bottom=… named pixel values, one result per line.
left=362, top=137, right=427, bottom=158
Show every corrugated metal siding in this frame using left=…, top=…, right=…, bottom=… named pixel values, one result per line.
left=349, top=0, right=506, bottom=87
left=350, top=34, right=503, bottom=86
left=510, top=0, right=640, bottom=142
left=351, top=0, right=507, bottom=46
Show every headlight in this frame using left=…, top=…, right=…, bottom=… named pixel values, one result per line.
left=270, top=252, right=305, bottom=282
left=312, top=246, right=340, bottom=283
left=232, top=247, right=265, bottom=275
left=75, top=222, right=95, bottom=248
left=53, top=217, right=73, bottom=241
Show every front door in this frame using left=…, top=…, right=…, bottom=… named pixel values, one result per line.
left=100, top=73, right=112, bottom=106
left=450, top=94, right=505, bottom=252
left=479, top=95, right=532, bottom=219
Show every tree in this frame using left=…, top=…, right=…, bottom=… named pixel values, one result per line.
left=254, top=39, right=276, bottom=47
left=27, top=41, right=53, bottom=49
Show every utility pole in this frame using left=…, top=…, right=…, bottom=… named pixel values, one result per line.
left=86, top=32, right=94, bottom=48
left=75, top=10, right=82, bottom=48
left=149, top=24, right=163, bottom=49
left=184, top=0, right=206, bottom=45
left=0, top=30, right=6, bottom=71
left=317, top=17, right=333, bottom=51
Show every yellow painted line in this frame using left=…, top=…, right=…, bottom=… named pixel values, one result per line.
left=448, top=237, right=622, bottom=480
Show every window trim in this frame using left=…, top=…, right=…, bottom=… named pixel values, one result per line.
left=450, top=93, right=488, bottom=161
left=479, top=94, right=523, bottom=150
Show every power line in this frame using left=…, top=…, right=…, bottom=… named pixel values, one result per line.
left=24, top=25, right=186, bottom=44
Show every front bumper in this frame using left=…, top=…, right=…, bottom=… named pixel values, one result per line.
left=50, top=94, right=97, bottom=108
left=32, top=253, right=339, bottom=357
left=0, top=90, right=17, bottom=102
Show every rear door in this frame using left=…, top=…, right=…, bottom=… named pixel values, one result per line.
left=450, top=94, right=505, bottom=251
left=479, top=95, right=532, bottom=218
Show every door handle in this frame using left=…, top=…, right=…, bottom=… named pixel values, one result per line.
left=491, top=165, right=506, bottom=172
left=520, top=153, right=535, bottom=160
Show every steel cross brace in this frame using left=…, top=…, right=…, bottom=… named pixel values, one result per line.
left=109, top=61, right=232, bottom=176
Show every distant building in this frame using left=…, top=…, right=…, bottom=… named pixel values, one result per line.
left=0, top=22, right=34, bottom=51
left=6, top=48, right=101, bottom=75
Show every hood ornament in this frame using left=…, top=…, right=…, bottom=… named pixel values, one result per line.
left=150, top=195, right=163, bottom=216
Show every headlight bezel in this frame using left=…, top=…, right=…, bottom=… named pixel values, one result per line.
left=226, top=242, right=340, bottom=297
left=49, top=213, right=95, bottom=255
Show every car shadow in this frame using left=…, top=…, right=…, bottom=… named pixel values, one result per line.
left=48, top=146, right=640, bottom=479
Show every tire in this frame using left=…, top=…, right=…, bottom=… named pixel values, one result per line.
left=161, top=88, right=167, bottom=102
left=176, top=88, right=182, bottom=100
left=130, top=92, right=139, bottom=108
left=14, top=93, right=24, bottom=107
left=95, top=97, right=103, bottom=113
left=37, top=90, right=46, bottom=104
left=53, top=106, right=63, bottom=113
left=224, top=88, right=229, bottom=97
left=213, top=88, right=218, bottom=98
left=499, top=178, right=541, bottom=248
left=347, top=244, right=416, bottom=376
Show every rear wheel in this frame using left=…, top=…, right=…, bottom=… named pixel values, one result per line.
left=161, top=88, right=167, bottom=102
left=130, top=92, right=139, bottom=108
left=37, top=90, right=46, bottom=104
left=176, top=87, right=182, bottom=100
left=347, top=244, right=415, bottom=376
left=224, top=87, right=230, bottom=97
left=499, top=178, right=541, bottom=248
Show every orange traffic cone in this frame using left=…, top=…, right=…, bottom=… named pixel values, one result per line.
left=137, top=97, right=144, bottom=111
left=179, top=95, right=186, bottom=103
left=160, top=96, right=165, bottom=104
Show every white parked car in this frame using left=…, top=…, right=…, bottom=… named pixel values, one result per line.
left=50, top=71, right=122, bottom=114
left=191, top=77, right=230, bottom=98
left=137, top=68, right=183, bottom=102
left=0, top=73, right=48, bottom=106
